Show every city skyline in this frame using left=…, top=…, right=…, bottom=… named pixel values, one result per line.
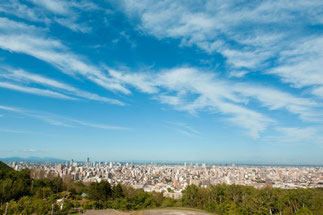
left=2, top=156, right=323, bottom=166
left=1, top=0, right=323, bottom=164
left=7, top=161, right=323, bottom=193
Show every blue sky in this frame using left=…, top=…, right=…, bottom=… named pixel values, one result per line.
left=0, top=0, right=323, bottom=164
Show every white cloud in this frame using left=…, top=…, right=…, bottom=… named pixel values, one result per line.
left=0, top=18, right=130, bottom=95
left=268, top=127, right=323, bottom=145
left=70, top=119, right=129, bottom=130
left=31, top=0, right=98, bottom=15
left=108, top=68, right=158, bottom=94
left=111, top=0, right=323, bottom=137
left=54, top=18, right=92, bottom=33
left=30, top=0, right=70, bottom=15
left=118, top=0, right=323, bottom=74
left=0, top=68, right=124, bottom=105
left=0, top=128, right=30, bottom=134
left=108, top=67, right=320, bottom=138
left=0, top=82, right=74, bottom=100
left=0, top=104, right=129, bottom=130
left=165, top=121, right=200, bottom=137
left=0, top=0, right=98, bottom=32
left=23, top=149, right=38, bottom=152
left=1, top=22, right=318, bottom=138
left=269, top=37, right=323, bottom=89
left=312, top=86, right=323, bottom=99
left=0, top=105, right=22, bottom=112
left=1, top=2, right=322, bottom=139
left=157, top=94, right=182, bottom=106
left=0, top=1, right=45, bottom=22
left=228, top=70, right=248, bottom=78
left=232, top=83, right=319, bottom=121
left=0, top=17, right=44, bottom=34
left=119, top=31, right=137, bottom=48
left=116, top=61, right=278, bottom=137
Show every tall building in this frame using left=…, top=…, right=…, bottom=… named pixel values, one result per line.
left=56, top=164, right=63, bottom=172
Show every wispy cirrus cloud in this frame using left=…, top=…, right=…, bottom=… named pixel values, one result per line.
left=0, top=104, right=129, bottom=130
left=0, top=105, right=71, bottom=127
left=54, top=17, right=92, bottom=33
left=117, top=0, right=323, bottom=78
left=1, top=1, right=322, bottom=140
left=30, top=0, right=73, bottom=15
left=0, top=128, right=31, bottom=134
left=0, top=81, right=75, bottom=100
left=0, top=68, right=125, bottom=105
left=0, top=18, right=130, bottom=96
left=269, top=37, right=323, bottom=98
left=0, top=0, right=99, bottom=32
left=0, top=1, right=46, bottom=22
left=107, top=0, right=323, bottom=138
left=312, top=87, right=323, bottom=99
left=0, top=11, right=320, bottom=137
left=165, top=121, right=200, bottom=137
left=30, top=0, right=99, bottom=15
left=108, top=68, right=158, bottom=94
left=70, top=119, right=129, bottom=130
left=0, top=105, right=21, bottom=112
left=107, top=67, right=321, bottom=138
left=266, top=126, right=323, bottom=145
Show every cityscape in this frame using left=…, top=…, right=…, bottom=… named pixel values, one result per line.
left=6, top=159, right=323, bottom=200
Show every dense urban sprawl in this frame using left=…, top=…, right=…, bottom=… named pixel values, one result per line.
left=7, top=159, right=323, bottom=200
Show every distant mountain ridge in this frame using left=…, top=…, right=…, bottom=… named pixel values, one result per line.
left=0, top=156, right=67, bottom=163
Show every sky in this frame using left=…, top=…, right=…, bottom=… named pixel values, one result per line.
left=0, top=0, right=323, bottom=164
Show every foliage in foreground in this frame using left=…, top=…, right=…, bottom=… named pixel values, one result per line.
left=182, top=184, right=323, bottom=215
left=0, top=161, right=322, bottom=215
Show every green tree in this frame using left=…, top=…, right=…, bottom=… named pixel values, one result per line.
left=88, top=180, right=112, bottom=201
left=112, top=184, right=124, bottom=199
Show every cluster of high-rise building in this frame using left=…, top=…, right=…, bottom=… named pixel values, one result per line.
left=6, top=160, right=323, bottom=199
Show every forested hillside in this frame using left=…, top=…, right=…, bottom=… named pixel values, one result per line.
left=182, top=184, right=323, bottom=214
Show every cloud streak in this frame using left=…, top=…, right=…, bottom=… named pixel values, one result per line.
left=0, top=2, right=322, bottom=140
left=165, top=121, right=200, bottom=137
left=0, top=68, right=125, bottom=105
left=266, top=126, right=323, bottom=145
left=118, top=0, right=323, bottom=81
left=0, top=105, right=128, bottom=131
left=0, top=16, right=132, bottom=93
left=0, top=0, right=98, bottom=32
left=0, top=81, right=75, bottom=100
left=107, top=67, right=321, bottom=138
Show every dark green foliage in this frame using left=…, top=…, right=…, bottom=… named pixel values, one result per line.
left=112, top=183, right=124, bottom=199
left=33, top=177, right=65, bottom=194
left=88, top=180, right=112, bottom=201
left=181, top=184, right=323, bottom=215
left=68, top=181, right=87, bottom=195
left=0, top=161, right=14, bottom=178
left=0, top=167, right=31, bottom=203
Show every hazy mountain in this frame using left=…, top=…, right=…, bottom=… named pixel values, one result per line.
left=0, top=157, right=67, bottom=163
